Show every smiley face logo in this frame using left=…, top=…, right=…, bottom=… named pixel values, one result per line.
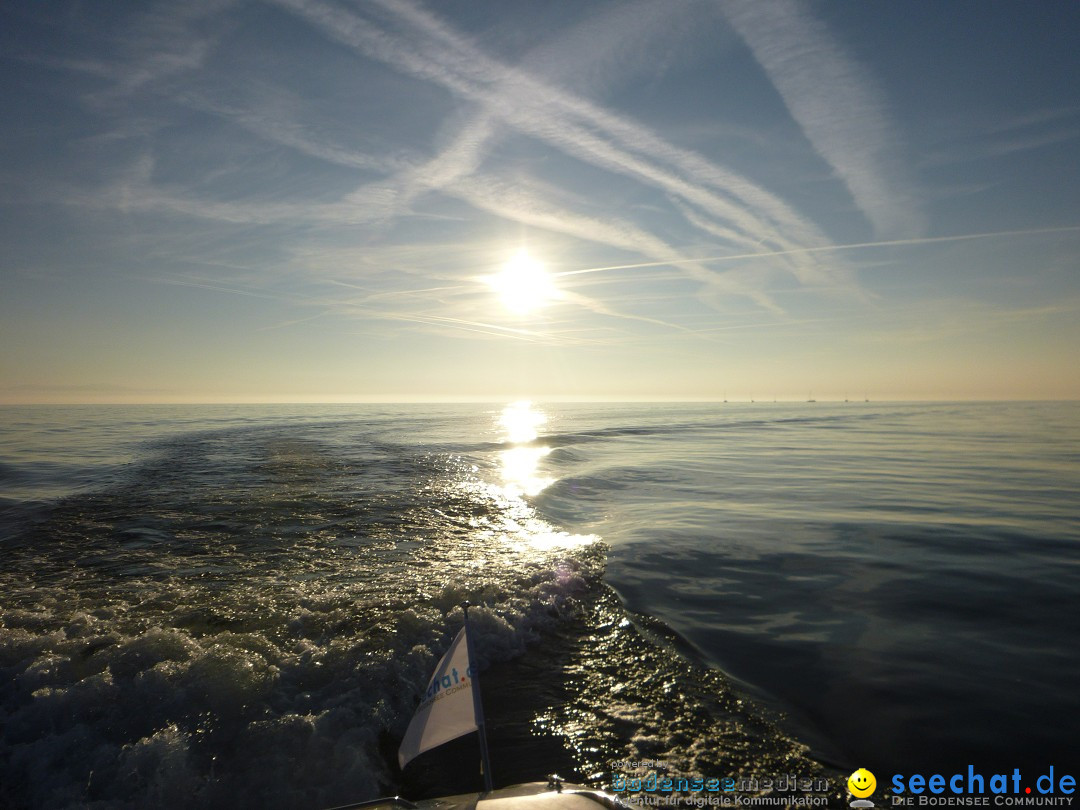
left=848, top=768, right=876, bottom=798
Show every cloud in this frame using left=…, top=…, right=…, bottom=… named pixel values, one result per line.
left=76, top=0, right=240, bottom=106
left=722, top=0, right=924, bottom=239
left=267, top=0, right=852, bottom=300
left=22, top=0, right=912, bottom=340
left=922, top=106, right=1080, bottom=167
left=40, top=0, right=847, bottom=321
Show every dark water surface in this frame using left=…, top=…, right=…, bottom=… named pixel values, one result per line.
left=1, top=402, right=1077, bottom=807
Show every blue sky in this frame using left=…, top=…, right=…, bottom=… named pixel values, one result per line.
left=2, top=0, right=1079, bottom=402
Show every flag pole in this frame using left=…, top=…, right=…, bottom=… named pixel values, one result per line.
left=462, top=602, right=494, bottom=794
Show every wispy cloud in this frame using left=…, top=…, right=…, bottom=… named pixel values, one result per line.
left=4, top=0, right=1077, bottom=400
left=376, top=0, right=837, bottom=248
left=923, top=106, right=1080, bottom=167
left=557, top=225, right=1080, bottom=277
left=35, top=0, right=850, bottom=327
left=185, top=94, right=403, bottom=175
left=266, top=0, right=852, bottom=300
left=722, top=0, right=924, bottom=239
left=78, top=0, right=239, bottom=105
left=30, top=0, right=875, bottom=325
left=35, top=0, right=1075, bottom=352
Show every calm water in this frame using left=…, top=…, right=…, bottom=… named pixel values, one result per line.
left=1, top=402, right=1078, bottom=808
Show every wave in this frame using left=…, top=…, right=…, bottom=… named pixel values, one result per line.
left=0, top=427, right=604, bottom=807
left=0, top=418, right=833, bottom=808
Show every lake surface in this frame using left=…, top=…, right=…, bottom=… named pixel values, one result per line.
left=2, top=401, right=1077, bottom=808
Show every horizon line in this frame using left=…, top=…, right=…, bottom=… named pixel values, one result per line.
left=1, top=396, right=1076, bottom=406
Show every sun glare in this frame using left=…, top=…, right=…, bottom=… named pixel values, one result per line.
left=487, top=250, right=560, bottom=315
left=497, top=401, right=553, bottom=496
left=498, top=399, right=546, bottom=443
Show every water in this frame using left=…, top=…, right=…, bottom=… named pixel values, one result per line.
left=1, top=401, right=1077, bottom=808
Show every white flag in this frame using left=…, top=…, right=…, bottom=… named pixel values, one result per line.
left=398, top=626, right=477, bottom=769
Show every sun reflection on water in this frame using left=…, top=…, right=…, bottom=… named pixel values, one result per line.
left=498, top=399, right=547, bottom=443
left=484, top=401, right=597, bottom=551
left=498, top=401, right=554, bottom=497
left=500, top=445, right=553, bottom=497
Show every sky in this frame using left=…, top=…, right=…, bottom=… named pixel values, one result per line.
left=2, top=0, right=1079, bottom=403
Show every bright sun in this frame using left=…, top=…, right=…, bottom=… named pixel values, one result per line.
left=487, top=250, right=560, bottom=315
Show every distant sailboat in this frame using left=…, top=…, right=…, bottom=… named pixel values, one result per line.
left=807, top=392, right=816, bottom=403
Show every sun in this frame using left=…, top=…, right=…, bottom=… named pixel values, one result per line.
left=487, top=250, right=560, bottom=315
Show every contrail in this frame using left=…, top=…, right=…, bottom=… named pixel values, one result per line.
left=556, top=225, right=1080, bottom=277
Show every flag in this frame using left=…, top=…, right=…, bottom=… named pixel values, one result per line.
left=398, top=626, right=477, bottom=769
